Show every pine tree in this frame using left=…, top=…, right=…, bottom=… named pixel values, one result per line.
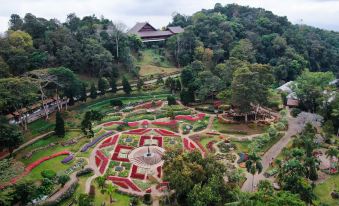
left=55, top=111, right=65, bottom=137
left=98, top=77, right=108, bottom=95
left=122, top=76, right=132, bottom=95
left=90, top=83, right=97, bottom=99
left=175, top=78, right=182, bottom=91
left=110, top=78, right=117, bottom=94
left=80, top=83, right=87, bottom=102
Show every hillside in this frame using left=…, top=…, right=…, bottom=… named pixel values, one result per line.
left=166, top=3, right=339, bottom=81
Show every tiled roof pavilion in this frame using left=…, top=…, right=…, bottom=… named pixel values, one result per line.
left=127, top=22, right=184, bottom=42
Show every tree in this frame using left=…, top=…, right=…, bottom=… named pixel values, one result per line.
left=98, top=77, right=109, bottom=95
left=0, top=116, right=24, bottom=155
left=58, top=175, right=70, bottom=187
left=0, top=77, right=38, bottom=130
left=0, top=188, right=13, bottom=206
left=81, top=110, right=103, bottom=137
left=180, top=88, right=195, bottom=105
left=175, top=78, right=182, bottom=91
left=293, top=70, right=335, bottom=113
left=90, top=83, right=97, bottom=99
left=54, top=111, right=65, bottom=137
left=110, top=78, right=117, bottom=94
left=78, top=194, right=94, bottom=206
left=245, top=152, right=263, bottom=191
left=106, top=183, right=117, bottom=203
left=230, top=39, right=256, bottom=63
left=79, top=83, right=87, bottom=102
left=12, top=181, right=38, bottom=205
left=122, top=76, right=131, bottom=95
left=96, top=176, right=106, bottom=190
left=167, top=95, right=176, bottom=105
left=136, top=78, right=144, bottom=91
left=111, top=22, right=127, bottom=60
left=9, top=14, right=23, bottom=30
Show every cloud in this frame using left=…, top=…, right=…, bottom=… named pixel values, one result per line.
left=0, top=0, right=338, bottom=33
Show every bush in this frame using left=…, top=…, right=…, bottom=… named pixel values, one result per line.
left=275, top=122, right=286, bottom=131
left=41, top=169, right=56, bottom=179
left=291, top=108, right=301, bottom=117
left=143, top=194, right=152, bottom=205
left=110, top=99, right=123, bottom=107
left=167, top=95, right=176, bottom=105
left=58, top=175, right=70, bottom=186
left=76, top=168, right=93, bottom=177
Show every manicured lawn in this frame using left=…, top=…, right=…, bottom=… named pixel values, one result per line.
left=21, top=155, right=69, bottom=182
left=314, top=174, right=339, bottom=206
left=232, top=140, right=251, bottom=153
left=213, top=120, right=267, bottom=136
left=199, top=135, right=223, bottom=149
left=25, top=119, right=55, bottom=140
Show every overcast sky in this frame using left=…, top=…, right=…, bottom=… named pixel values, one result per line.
left=0, top=0, right=339, bottom=33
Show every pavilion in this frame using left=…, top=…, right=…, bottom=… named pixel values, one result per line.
left=127, top=22, right=184, bottom=42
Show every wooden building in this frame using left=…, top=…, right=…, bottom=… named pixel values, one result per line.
left=127, top=22, right=184, bottom=42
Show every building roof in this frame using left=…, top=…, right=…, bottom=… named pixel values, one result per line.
left=128, top=22, right=156, bottom=35
left=128, top=22, right=184, bottom=42
left=167, top=26, right=184, bottom=34
left=287, top=98, right=299, bottom=107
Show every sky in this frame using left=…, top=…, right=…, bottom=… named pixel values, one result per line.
left=0, top=0, right=339, bottom=33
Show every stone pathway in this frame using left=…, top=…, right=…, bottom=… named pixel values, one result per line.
left=241, top=111, right=304, bottom=192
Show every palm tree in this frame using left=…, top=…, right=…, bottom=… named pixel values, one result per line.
left=245, top=152, right=263, bottom=192
left=96, top=176, right=106, bottom=190
left=325, top=147, right=338, bottom=170
left=106, top=183, right=117, bottom=204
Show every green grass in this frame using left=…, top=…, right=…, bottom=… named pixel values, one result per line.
left=213, top=120, right=267, bottom=136
left=314, top=174, right=339, bottom=206
left=137, top=49, right=173, bottom=67
left=25, top=119, right=55, bottom=140
left=21, top=155, right=69, bottom=182
left=232, top=140, right=252, bottom=153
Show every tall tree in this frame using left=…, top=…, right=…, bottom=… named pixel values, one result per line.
left=98, top=77, right=109, bottom=95
left=90, top=83, right=97, bottom=99
left=54, top=111, right=65, bottom=137
left=110, top=78, right=117, bottom=94
left=122, top=76, right=131, bottom=95
left=245, top=152, right=263, bottom=191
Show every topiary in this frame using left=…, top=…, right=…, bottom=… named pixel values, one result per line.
left=41, top=169, right=56, bottom=179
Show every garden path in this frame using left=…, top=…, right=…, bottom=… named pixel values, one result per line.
left=241, top=111, right=304, bottom=192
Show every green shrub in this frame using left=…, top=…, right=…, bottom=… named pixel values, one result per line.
left=291, top=108, right=301, bottom=117
left=76, top=168, right=93, bottom=177
left=110, top=99, right=123, bottom=107
left=275, top=122, right=286, bottom=131
left=167, top=95, right=176, bottom=105
left=41, top=169, right=56, bottom=179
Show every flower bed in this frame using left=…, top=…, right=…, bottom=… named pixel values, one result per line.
left=157, top=166, right=162, bottom=178
left=152, top=120, right=177, bottom=126
left=152, top=136, right=163, bottom=147
left=175, top=113, right=205, bottom=121
left=124, top=128, right=151, bottom=135
left=103, top=121, right=124, bottom=127
left=139, top=136, right=151, bottom=146
left=81, top=131, right=113, bottom=152
left=61, top=154, right=74, bottom=164
left=99, top=134, right=119, bottom=148
left=96, top=150, right=109, bottom=174
left=130, top=165, right=146, bottom=180
left=107, top=176, right=141, bottom=192
left=154, top=129, right=178, bottom=137
left=111, top=145, right=133, bottom=162
left=206, top=141, right=216, bottom=153
left=134, top=100, right=163, bottom=110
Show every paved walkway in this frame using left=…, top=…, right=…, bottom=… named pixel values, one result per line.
left=241, top=112, right=303, bottom=192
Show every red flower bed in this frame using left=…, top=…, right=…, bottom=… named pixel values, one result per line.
left=25, top=151, right=70, bottom=172
left=156, top=182, right=169, bottom=190
left=111, top=180, right=129, bottom=189
left=103, top=121, right=124, bottom=127
left=194, top=141, right=206, bottom=157
left=107, top=176, right=141, bottom=192
left=189, top=142, right=196, bottom=149
left=154, top=129, right=178, bottom=136
left=175, top=113, right=205, bottom=121
left=130, top=165, right=146, bottom=180
left=99, top=134, right=119, bottom=148
left=95, top=156, right=101, bottom=167
left=152, top=136, right=163, bottom=147
left=183, top=138, right=190, bottom=150
left=152, top=120, right=177, bottom=126
left=206, top=132, right=219, bottom=135
left=157, top=166, right=162, bottom=178
left=127, top=122, right=139, bottom=127
left=139, top=136, right=151, bottom=146
left=95, top=150, right=109, bottom=174
left=135, top=100, right=163, bottom=109
left=125, top=128, right=151, bottom=135
left=146, top=188, right=152, bottom=193
left=206, top=141, right=216, bottom=153
left=111, top=145, right=133, bottom=162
